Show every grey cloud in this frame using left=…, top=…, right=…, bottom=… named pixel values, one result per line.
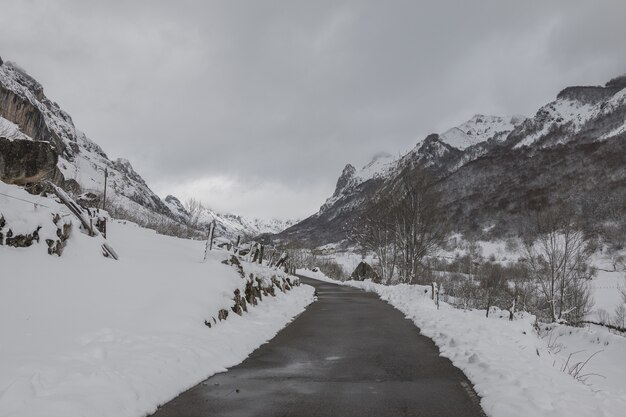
left=1, top=0, right=626, bottom=218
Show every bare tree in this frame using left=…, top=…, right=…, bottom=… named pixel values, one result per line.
left=479, top=262, right=507, bottom=318
left=184, top=198, right=204, bottom=228
left=523, top=206, right=594, bottom=324
left=349, top=199, right=398, bottom=283
left=391, top=168, right=448, bottom=283
left=350, top=167, right=447, bottom=284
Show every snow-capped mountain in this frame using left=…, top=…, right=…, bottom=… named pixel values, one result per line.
left=276, top=75, right=626, bottom=246
left=163, top=194, right=296, bottom=239
left=440, top=114, right=525, bottom=150
left=0, top=58, right=292, bottom=239
left=507, top=76, right=626, bottom=149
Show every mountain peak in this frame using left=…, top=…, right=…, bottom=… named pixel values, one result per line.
left=333, top=164, right=356, bottom=197
left=439, top=114, right=525, bottom=150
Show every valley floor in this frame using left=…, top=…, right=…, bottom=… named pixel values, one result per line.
left=298, top=269, right=626, bottom=417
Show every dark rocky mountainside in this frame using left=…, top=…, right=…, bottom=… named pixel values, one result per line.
left=276, top=76, right=626, bottom=247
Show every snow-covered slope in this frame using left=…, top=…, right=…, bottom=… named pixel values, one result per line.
left=0, top=59, right=289, bottom=239
left=0, top=115, right=30, bottom=141
left=509, top=75, right=626, bottom=149
left=355, top=151, right=397, bottom=181
left=440, top=114, right=526, bottom=150
left=198, top=206, right=297, bottom=238
left=163, top=195, right=295, bottom=239
left=0, top=181, right=314, bottom=417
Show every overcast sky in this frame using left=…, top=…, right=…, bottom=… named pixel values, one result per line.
left=2, top=0, right=626, bottom=219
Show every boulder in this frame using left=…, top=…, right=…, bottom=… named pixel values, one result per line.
left=0, top=137, right=59, bottom=185
left=350, top=261, right=380, bottom=283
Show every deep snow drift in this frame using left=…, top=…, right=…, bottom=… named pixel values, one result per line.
left=299, top=269, right=626, bottom=417
left=0, top=182, right=314, bottom=417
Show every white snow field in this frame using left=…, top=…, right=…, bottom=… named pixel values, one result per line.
left=0, top=183, right=315, bottom=417
left=299, top=269, right=626, bottom=417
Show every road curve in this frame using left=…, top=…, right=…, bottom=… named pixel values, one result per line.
left=150, top=276, right=486, bottom=417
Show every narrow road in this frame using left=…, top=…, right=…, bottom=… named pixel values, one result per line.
left=151, top=276, right=486, bottom=417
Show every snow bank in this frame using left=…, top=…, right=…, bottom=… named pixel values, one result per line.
left=299, top=269, right=626, bottom=417
left=0, top=183, right=314, bottom=417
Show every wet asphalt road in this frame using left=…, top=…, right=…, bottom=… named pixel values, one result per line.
left=151, top=276, right=486, bottom=417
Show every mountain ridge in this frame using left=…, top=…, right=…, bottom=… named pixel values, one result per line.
left=274, top=75, right=626, bottom=246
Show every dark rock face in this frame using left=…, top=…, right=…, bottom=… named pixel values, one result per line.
left=556, top=86, right=618, bottom=104
left=606, top=75, right=626, bottom=90
left=350, top=261, right=380, bottom=283
left=0, top=137, right=59, bottom=185
left=0, top=67, right=70, bottom=158
left=333, top=164, right=356, bottom=197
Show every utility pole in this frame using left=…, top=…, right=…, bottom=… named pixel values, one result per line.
left=102, top=167, right=108, bottom=210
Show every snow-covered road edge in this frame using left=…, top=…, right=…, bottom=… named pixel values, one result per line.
left=143, top=283, right=316, bottom=415
left=298, top=269, right=626, bottom=417
left=0, top=282, right=315, bottom=417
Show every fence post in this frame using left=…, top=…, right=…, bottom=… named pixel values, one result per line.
left=203, top=220, right=216, bottom=260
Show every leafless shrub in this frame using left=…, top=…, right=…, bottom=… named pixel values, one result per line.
left=560, top=350, right=605, bottom=385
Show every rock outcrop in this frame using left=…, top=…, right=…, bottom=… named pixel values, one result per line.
left=350, top=261, right=380, bottom=283
left=0, top=137, right=60, bottom=185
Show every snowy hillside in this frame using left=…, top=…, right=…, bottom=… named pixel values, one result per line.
left=440, top=114, right=526, bottom=150
left=355, top=151, right=397, bottom=181
left=0, top=61, right=178, bottom=222
left=276, top=74, right=626, bottom=246
left=0, top=181, right=314, bottom=417
left=0, top=59, right=289, bottom=239
left=163, top=195, right=295, bottom=239
left=0, top=115, right=29, bottom=141
left=510, top=75, right=626, bottom=149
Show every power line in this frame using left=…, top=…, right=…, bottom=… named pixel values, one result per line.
left=0, top=191, right=52, bottom=209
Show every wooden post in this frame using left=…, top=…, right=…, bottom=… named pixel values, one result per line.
left=258, top=245, right=264, bottom=265
left=248, top=243, right=255, bottom=262
left=252, top=243, right=259, bottom=263
left=209, top=220, right=215, bottom=251
left=276, top=252, right=288, bottom=268
left=509, top=296, right=517, bottom=321
left=102, top=167, right=108, bottom=211
left=203, top=220, right=216, bottom=260
left=431, top=282, right=439, bottom=308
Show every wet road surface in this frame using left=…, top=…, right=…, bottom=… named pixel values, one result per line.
left=150, top=276, right=486, bottom=417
